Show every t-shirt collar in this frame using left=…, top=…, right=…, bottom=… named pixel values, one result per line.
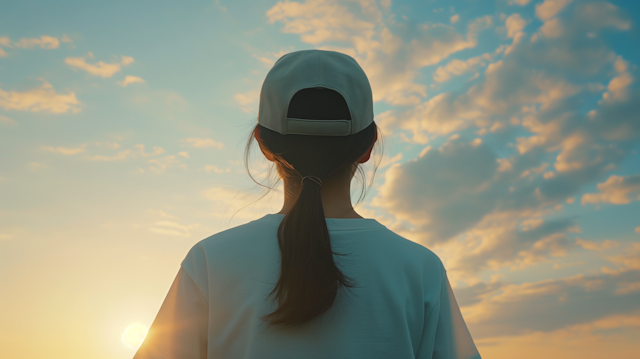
left=259, top=213, right=385, bottom=231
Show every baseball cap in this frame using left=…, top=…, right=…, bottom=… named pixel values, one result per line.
left=257, top=49, right=374, bottom=136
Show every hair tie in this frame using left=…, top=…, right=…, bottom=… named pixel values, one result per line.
left=301, top=176, right=322, bottom=187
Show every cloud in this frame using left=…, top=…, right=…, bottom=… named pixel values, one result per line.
left=535, top=0, right=573, bottom=21
left=505, top=13, right=527, bottom=38
left=433, top=52, right=492, bottom=82
left=538, top=18, right=564, bottom=38
left=202, top=165, right=231, bottom=174
left=0, top=115, right=17, bottom=126
left=0, top=36, right=15, bottom=57
left=120, top=56, right=135, bottom=66
left=13, top=35, right=60, bottom=49
left=148, top=155, right=185, bottom=173
left=253, top=49, right=293, bottom=68
left=266, top=0, right=492, bottom=105
left=65, top=54, right=134, bottom=78
left=603, top=244, right=640, bottom=275
left=42, top=144, right=86, bottom=155
left=601, top=58, right=633, bottom=103
left=574, top=1, right=631, bottom=32
left=576, top=238, right=619, bottom=251
left=182, top=138, right=224, bottom=149
left=372, top=138, right=498, bottom=242
left=581, top=175, right=640, bottom=205
left=510, top=0, right=533, bottom=5
left=89, top=144, right=164, bottom=161
left=0, top=80, right=81, bottom=114
left=233, top=89, right=259, bottom=112
left=462, top=269, right=640, bottom=338
left=380, top=57, right=580, bottom=140
left=450, top=14, right=460, bottom=24
left=118, top=75, right=146, bottom=87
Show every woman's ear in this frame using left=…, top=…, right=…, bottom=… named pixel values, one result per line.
left=357, top=130, right=378, bottom=164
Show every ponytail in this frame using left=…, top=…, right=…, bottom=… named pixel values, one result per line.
left=244, top=88, right=379, bottom=327
left=262, top=174, right=355, bottom=327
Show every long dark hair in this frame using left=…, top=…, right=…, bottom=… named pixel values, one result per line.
left=243, top=88, right=381, bottom=327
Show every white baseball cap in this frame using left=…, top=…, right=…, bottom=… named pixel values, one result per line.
left=257, top=49, right=374, bottom=136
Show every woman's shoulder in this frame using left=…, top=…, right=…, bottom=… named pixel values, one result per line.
left=186, top=216, right=279, bottom=256
left=388, top=230, right=443, bottom=267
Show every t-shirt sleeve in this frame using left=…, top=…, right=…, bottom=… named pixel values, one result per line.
left=417, top=269, right=481, bottom=359
left=133, top=267, right=208, bottom=359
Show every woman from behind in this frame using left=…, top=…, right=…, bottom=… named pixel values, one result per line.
left=134, top=49, right=481, bottom=359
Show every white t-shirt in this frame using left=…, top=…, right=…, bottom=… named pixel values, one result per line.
left=134, top=214, right=481, bottom=359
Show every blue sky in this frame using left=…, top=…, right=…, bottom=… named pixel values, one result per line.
left=1, top=0, right=640, bottom=358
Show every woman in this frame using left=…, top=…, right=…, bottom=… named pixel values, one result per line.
left=134, top=49, right=481, bottom=359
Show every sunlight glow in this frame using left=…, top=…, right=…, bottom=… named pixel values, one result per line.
left=121, top=323, right=148, bottom=349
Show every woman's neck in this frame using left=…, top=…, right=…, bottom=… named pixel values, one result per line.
left=276, top=175, right=363, bottom=219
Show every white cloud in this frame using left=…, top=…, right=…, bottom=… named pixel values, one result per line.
left=120, top=56, right=135, bottom=66
left=459, top=262, right=640, bottom=338
left=118, top=76, right=146, bottom=87
left=576, top=238, right=618, bottom=251
left=581, top=175, right=640, bottom=205
left=233, top=89, right=259, bottom=111
left=148, top=155, right=185, bottom=173
left=65, top=54, right=134, bottom=78
left=182, top=138, right=224, bottom=149
left=266, top=0, right=491, bottom=105
left=202, top=165, right=231, bottom=174
left=536, top=0, right=573, bottom=22
left=89, top=144, right=164, bottom=161
left=0, top=80, right=81, bottom=114
left=433, top=53, right=491, bottom=82
left=13, top=35, right=60, bottom=49
left=601, top=71, right=633, bottom=103
left=89, top=150, right=133, bottom=161
left=505, top=13, right=527, bottom=38
left=42, top=144, right=86, bottom=155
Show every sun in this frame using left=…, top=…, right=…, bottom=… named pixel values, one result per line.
left=122, top=323, right=148, bottom=349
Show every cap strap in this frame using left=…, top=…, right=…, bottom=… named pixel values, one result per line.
left=286, top=118, right=351, bottom=136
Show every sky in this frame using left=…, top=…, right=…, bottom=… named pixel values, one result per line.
left=1, top=0, right=640, bottom=358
